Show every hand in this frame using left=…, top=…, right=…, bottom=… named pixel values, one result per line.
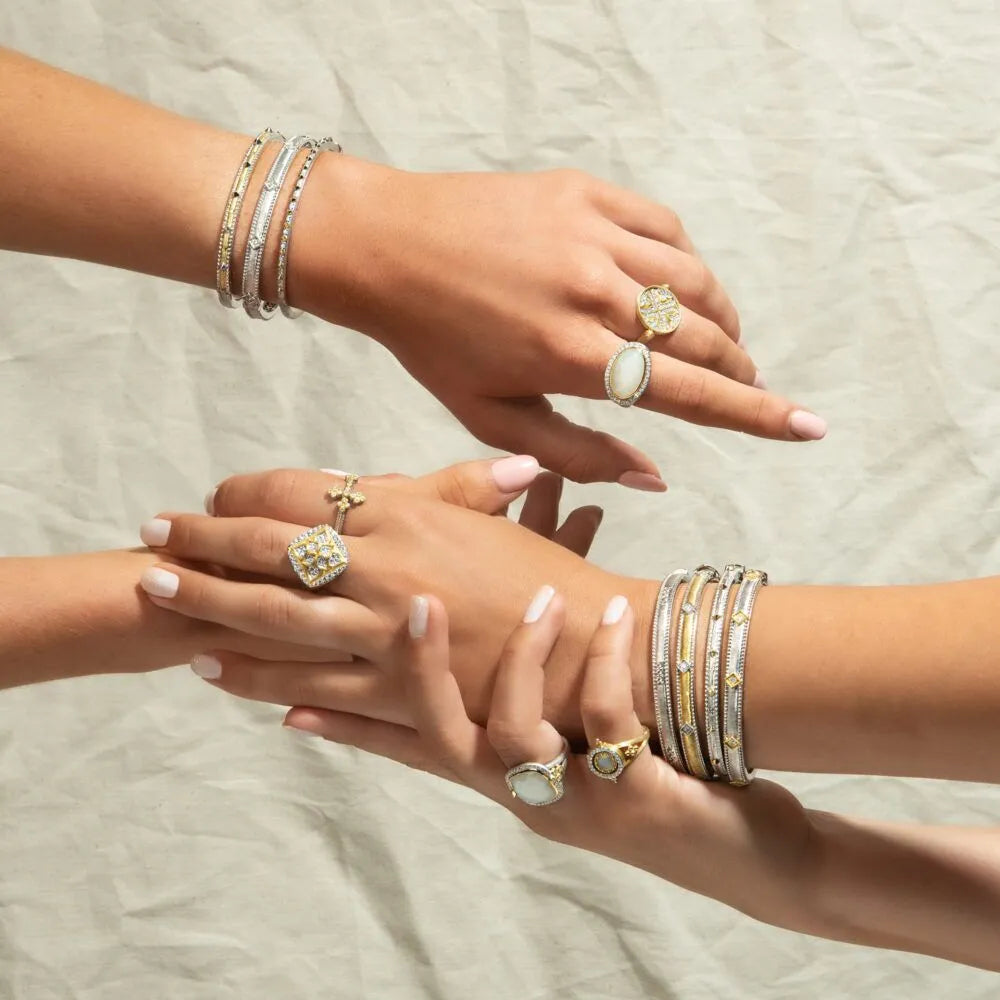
left=279, top=590, right=817, bottom=930
left=295, top=160, right=827, bottom=488
left=139, top=461, right=653, bottom=737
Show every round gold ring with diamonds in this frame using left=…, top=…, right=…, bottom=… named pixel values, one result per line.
left=328, top=473, right=366, bottom=534
left=587, top=727, right=650, bottom=783
left=287, top=524, right=350, bottom=589
left=504, top=738, right=569, bottom=807
left=636, top=284, right=682, bottom=343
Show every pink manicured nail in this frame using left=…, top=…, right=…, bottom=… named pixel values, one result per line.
left=139, top=518, right=171, bottom=547
left=789, top=410, right=828, bottom=441
left=523, top=585, right=555, bottom=623
left=602, top=595, right=629, bottom=625
left=204, top=489, right=217, bottom=515
left=491, top=455, right=540, bottom=493
left=409, top=595, right=429, bottom=639
left=190, top=654, right=222, bottom=680
left=753, top=372, right=768, bottom=390
left=618, top=471, right=667, bottom=493
left=140, top=567, right=179, bottom=599
left=320, top=468, right=349, bottom=477
left=284, top=724, right=323, bottom=740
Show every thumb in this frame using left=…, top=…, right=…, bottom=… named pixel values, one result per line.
left=413, top=454, right=542, bottom=513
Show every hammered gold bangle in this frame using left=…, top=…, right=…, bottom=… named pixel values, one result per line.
left=674, top=565, right=719, bottom=780
left=215, top=128, right=282, bottom=309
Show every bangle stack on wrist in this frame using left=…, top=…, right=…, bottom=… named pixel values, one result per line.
left=651, top=563, right=767, bottom=788
left=214, top=128, right=342, bottom=319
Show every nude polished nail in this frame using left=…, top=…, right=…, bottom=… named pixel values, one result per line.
left=602, top=595, right=629, bottom=625
left=140, top=567, right=179, bottom=599
left=523, top=585, right=556, bottom=623
left=492, top=455, right=541, bottom=493
left=409, top=596, right=429, bottom=639
left=789, top=410, right=828, bottom=441
left=618, top=471, right=667, bottom=493
left=190, top=654, right=222, bottom=679
left=139, top=518, right=171, bottom=547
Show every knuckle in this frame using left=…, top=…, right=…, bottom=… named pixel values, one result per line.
left=485, top=716, right=527, bottom=758
left=668, top=370, right=708, bottom=412
left=686, top=258, right=714, bottom=304
left=257, top=469, right=303, bottom=516
left=244, top=522, right=283, bottom=567
left=253, top=587, right=294, bottom=633
left=579, top=693, right=627, bottom=735
left=565, top=252, right=615, bottom=310
left=689, top=329, right=724, bottom=370
left=659, top=205, right=683, bottom=242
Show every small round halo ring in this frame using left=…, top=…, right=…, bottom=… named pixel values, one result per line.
left=636, top=284, right=682, bottom=343
left=504, top=737, right=570, bottom=807
left=287, top=524, right=350, bottom=590
left=605, top=341, right=652, bottom=408
left=587, top=727, right=651, bottom=783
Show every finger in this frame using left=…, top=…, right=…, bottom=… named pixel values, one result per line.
left=138, top=562, right=387, bottom=656
left=284, top=707, right=453, bottom=780
left=580, top=596, right=657, bottom=785
left=411, top=455, right=541, bottom=514
left=486, top=585, right=566, bottom=767
left=591, top=182, right=697, bottom=255
left=517, top=472, right=563, bottom=538
left=469, top=395, right=667, bottom=490
left=189, top=652, right=405, bottom=721
left=552, top=505, right=603, bottom=557
left=206, top=632, right=355, bottom=664
left=406, top=595, right=497, bottom=784
left=607, top=229, right=741, bottom=342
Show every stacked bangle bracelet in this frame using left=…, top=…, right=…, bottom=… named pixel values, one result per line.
left=213, top=127, right=342, bottom=320
left=650, top=562, right=767, bottom=788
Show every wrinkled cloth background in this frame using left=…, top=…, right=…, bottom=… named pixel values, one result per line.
left=2, top=1, right=999, bottom=997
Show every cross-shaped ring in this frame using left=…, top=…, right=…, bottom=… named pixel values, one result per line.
left=327, top=473, right=366, bottom=534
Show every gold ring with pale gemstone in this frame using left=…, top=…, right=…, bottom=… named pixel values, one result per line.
left=636, top=283, right=682, bottom=343
left=605, top=341, right=651, bottom=408
left=587, top=727, right=650, bottom=782
left=504, top=737, right=569, bottom=807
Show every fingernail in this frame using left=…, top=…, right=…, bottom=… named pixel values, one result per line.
left=204, top=489, right=217, bottom=515
left=491, top=455, right=540, bottom=493
left=190, top=653, right=222, bottom=680
left=140, top=567, right=179, bottom=599
left=139, top=518, right=171, bottom=547
left=409, top=595, right=429, bottom=639
left=284, top=723, right=323, bottom=740
left=789, top=410, right=828, bottom=441
left=523, top=584, right=555, bottom=623
left=320, top=468, right=349, bottom=477
left=618, top=471, right=667, bottom=493
left=737, top=335, right=746, bottom=350
left=602, top=594, right=629, bottom=625
left=753, top=372, right=768, bottom=390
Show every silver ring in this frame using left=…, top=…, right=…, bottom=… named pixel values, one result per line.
left=504, top=738, right=569, bottom=807
left=605, top=341, right=651, bottom=407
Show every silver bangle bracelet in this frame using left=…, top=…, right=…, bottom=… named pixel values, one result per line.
left=276, top=137, right=341, bottom=319
left=216, top=128, right=282, bottom=309
left=704, top=564, right=744, bottom=780
left=674, top=565, right=720, bottom=780
left=651, top=569, right=690, bottom=772
left=722, top=567, right=768, bottom=787
left=241, top=134, right=314, bottom=320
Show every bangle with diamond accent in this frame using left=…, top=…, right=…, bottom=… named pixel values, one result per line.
left=216, top=128, right=282, bottom=309
left=651, top=569, right=691, bottom=772
left=704, top=564, right=744, bottom=780
left=674, top=565, right=720, bottom=780
left=276, top=136, right=341, bottom=319
left=242, top=134, right=314, bottom=320
left=722, top=567, right=768, bottom=787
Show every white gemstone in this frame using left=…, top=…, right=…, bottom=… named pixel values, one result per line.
left=508, top=770, right=558, bottom=806
left=608, top=345, right=647, bottom=400
left=678, top=660, right=691, bottom=673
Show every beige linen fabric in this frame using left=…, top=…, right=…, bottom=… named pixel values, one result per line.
left=1, top=1, right=999, bottom=996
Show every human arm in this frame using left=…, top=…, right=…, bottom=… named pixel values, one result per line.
left=0, top=46, right=826, bottom=486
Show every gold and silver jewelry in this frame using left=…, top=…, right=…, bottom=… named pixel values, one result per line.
left=286, top=524, right=350, bottom=589
left=242, top=134, right=314, bottom=320
left=587, top=727, right=650, bottom=782
left=504, top=738, right=569, bottom=806
left=636, top=284, right=682, bottom=342
left=605, top=341, right=652, bottom=407
left=722, top=568, right=768, bottom=787
left=216, top=128, right=282, bottom=309
left=327, top=474, right=366, bottom=534
left=704, top=564, right=744, bottom=780
left=675, top=565, right=720, bottom=780
left=651, top=569, right=690, bottom=771
left=277, top=136, right=341, bottom=319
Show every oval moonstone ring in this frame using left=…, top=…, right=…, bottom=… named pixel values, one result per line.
left=605, top=341, right=652, bottom=408
left=504, top=738, right=570, bottom=807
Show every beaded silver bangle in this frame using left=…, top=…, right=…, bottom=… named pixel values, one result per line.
left=216, top=128, right=282, bottom=308
left=651, top=569, right=690, bottom=772
left=722, top=567, right=768, bottom=787
left=704, top=564, right=744, bottom=780
left=241, top=134, right=313, bottom=320
left=276, top=137, right=341, bottom=319
left=674, top=565, right=720, bottom=780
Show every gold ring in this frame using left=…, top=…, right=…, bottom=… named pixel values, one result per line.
left=636, top=284, right=682, bottom=338
left=504, top=738, right=569, bottom=807
left=587, top=727, right=650, bottom=782
left=328, top=473, right=366, bottom=534
left=287, top=524, right=350, bottom=589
